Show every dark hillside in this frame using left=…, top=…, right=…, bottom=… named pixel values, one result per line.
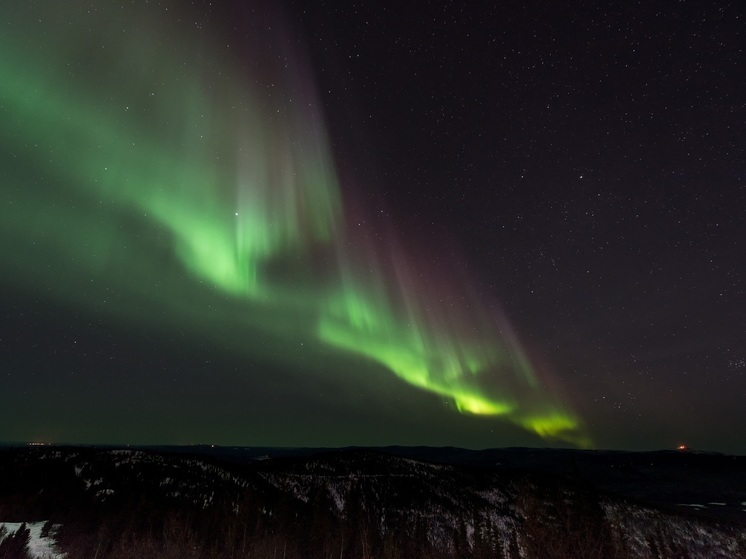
left=0, top=446, right=743, bottom=558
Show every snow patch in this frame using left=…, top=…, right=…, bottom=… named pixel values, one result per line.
left=0, top=521, right=66, bottom=559
left=465, top=522, right=474, bottom=548
left=327, top=483, right=346, bottom=512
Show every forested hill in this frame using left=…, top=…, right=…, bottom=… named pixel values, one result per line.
left=0, top=446, right=744, bottom=558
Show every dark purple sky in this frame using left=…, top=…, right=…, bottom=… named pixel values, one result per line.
left=0, top=1, right=743, bottom=453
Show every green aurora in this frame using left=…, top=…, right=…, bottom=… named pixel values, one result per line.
left=0, top=3, right=588, bottom=446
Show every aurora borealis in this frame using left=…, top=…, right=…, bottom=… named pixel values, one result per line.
left=1, top=2, right=744, bottom=453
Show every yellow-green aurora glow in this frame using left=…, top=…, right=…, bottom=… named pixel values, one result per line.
left=0, top=3, right=588, bottom=446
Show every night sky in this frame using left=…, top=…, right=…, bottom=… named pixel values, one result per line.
left=1, top=1, right=743, bottom=453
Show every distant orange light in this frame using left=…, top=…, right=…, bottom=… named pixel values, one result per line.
left=677, top=444, right=688, bottom=451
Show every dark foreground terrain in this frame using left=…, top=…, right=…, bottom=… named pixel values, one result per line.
left=0, top=445, right=744, bottom=558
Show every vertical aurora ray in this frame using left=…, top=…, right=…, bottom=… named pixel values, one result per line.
left=318, top=227, right=589, bottom=445
left=0, top=2, right=588, bottom=445
left=0, top=2, right=341, bottom=303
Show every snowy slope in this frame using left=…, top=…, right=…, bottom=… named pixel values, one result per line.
left=0, top=521, right=65, bottom=559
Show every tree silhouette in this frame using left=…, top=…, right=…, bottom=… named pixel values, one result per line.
left=0, top=523, right=31, bottom=559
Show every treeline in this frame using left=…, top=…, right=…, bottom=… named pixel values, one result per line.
left=0, top=448, right=743, bottom=559
left=0, top=474, right=615, bottom=559
left=32, top=486, right=465, bottom=559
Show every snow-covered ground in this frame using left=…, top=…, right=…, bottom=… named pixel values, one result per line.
left=0, top=521, right=66, bottom=559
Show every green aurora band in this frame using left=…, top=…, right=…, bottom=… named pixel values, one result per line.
left=0, top=3, right=588, bottom=446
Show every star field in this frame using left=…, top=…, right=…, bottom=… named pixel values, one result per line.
left=0, top=1, right=743, bottom=452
